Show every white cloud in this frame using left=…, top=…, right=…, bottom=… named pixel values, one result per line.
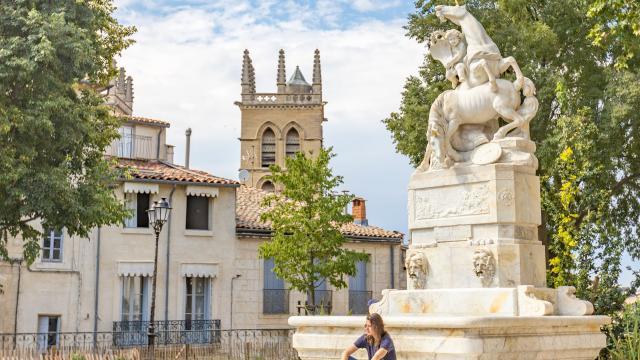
left=116, top=3, right=424, bottom=235
left=351, top=0, right=402, bottom=12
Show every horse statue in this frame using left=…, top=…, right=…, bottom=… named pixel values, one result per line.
left=417, top=5, right=539, bottom=172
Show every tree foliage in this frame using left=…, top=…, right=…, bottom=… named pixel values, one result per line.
left=258, top=148, right=369, bottom=311
left=0, top=0, right=135, bottom=263
left=384, top=0, right=640, bottom=315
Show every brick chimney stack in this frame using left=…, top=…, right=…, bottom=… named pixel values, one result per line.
left=352, top=197, right=368, bottom=226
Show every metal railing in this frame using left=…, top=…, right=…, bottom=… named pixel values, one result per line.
left=349, top=290, right=373, bottom=315
left=296, top=290, right=333, bottom=315
left=109, top=133, right=154, bottom=159
left=0, top=329, right=298, bottom=359
left=263, top=289, right=290, bottom=314
left=112, top=319, right=221, bottom=346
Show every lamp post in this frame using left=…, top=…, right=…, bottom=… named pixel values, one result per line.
left=146, top=197, right=171, bottom=357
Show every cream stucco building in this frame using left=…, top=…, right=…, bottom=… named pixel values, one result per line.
left=0, top=55, right=404, bottom=342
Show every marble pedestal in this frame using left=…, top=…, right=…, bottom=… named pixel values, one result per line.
left=289, top=161, right=609, bottom=359
left=289, top=315, right=609, bottom=360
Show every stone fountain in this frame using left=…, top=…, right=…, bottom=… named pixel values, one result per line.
left=289, top=5, right=609, bottom=359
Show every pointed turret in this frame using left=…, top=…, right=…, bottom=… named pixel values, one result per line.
left=277, top=49, right=286, bottom=93
left=125, top=76, right=134, bottom=111
left=312, top=49, right=322, bottom=94
left=287, top=66, right=312, bottom=94
left=241, top=49, right=256, bottom=100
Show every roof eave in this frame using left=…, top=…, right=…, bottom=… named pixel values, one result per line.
left=121, top=178, right=240, bottom=188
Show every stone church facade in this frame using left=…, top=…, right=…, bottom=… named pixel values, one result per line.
left=0, top=52, right=404, bottom=339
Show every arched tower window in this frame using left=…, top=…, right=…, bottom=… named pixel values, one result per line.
left=261, top=181, right=275, bottom=193
left=285, top=128, right=300, bottom=158
left=261, top=128, right=276, bottom=167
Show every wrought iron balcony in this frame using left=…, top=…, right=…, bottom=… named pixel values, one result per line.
left=263, top=289, right=290, bottom=314
left=108, top=133, right=154, bottom=159
left=112, top=319, right=221, bottom=346
left=296, top=290, right=333, bottom=315
left=349, top=290, right=373, bottom=315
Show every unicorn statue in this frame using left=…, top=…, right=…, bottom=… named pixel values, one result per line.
left=417, top=4, right=539, bottom=171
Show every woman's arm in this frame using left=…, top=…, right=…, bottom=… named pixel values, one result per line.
left=341, top=344, right=358, bottom=360
left=371, top=348, right=389, bottom=360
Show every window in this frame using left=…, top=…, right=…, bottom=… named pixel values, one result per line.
left=118, top=126, right=134, bottom=158
left=42, top=229, right=63, bottom=262
left=349, top=260, right=370, bottom=315
left=124, top=193, right=150, bottom=228
left=261, top=181, right=275, bottom=193
left=261, top=128, right=276, bottom=167
left=185, top=277, right=211, bottom=328
left=186, top=196, right=209, bottom=230
left=37, top=315, right=60, bottom=351
left=121, top=276, right=150, bottom=321
left=263, top=258, right=288, bottom=314
left=285, top=129, right=300, bottom=158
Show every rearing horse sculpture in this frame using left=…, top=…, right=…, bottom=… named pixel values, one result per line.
left=417, top=5, right=539, bottom=172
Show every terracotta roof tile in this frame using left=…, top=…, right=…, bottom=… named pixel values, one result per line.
left=236, top=185, right=403, bottom=241
left=116, top=159, right=238, bottom=185
left=122, top=115, right=171, bottom=127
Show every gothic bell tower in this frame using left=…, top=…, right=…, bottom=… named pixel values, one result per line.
left=235, top=49, right=325, bottom=191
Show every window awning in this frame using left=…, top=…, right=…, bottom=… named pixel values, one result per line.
left=185, top=186, right=219, bottom=198
left=181, top=263, right=218, bottom=278
left=117, top=262, right=154, bottom=277
left=124, top=182, right=159, bottom=194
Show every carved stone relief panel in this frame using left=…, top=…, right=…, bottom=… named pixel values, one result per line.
left=414, top=183, right=490, bottom=221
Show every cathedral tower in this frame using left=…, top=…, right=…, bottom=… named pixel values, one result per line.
left=236, top=49, right=325, bottom=191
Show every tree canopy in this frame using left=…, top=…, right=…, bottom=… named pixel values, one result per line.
left=0, top=0, right=135, bottom=263
left=258, top=148, right=369, bottom=312
left=384, top=0, right=640, bottom=314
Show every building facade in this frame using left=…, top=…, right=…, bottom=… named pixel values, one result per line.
left=0, top=59, right=404, bottom=343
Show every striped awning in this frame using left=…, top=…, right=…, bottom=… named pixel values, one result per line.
left=124, top=182, right=159, bottom=194
left=117, top=262, right=154, bottom=277
left=181, top=263, right=218, bottom=278
left=185, top=186, right=219, bottom=198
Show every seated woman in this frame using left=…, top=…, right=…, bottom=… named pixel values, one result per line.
left=341, top=313, right=396, bottom=360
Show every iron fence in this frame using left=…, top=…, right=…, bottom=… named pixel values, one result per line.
left=113, top=319, right=221, bottom=346
left=0, top=328, right=298, bottom=359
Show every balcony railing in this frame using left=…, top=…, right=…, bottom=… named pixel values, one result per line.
left=263, top=289, right=290, bottom=314
left=349, top=290, right=373, bottom=315
left=297, top=290, right=333, bottom=315
left=112, top=320, right=221, bottom=346
left=109, top=133, right=154, bottom=159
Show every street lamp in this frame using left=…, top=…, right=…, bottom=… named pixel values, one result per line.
left=146, top=197, right=171, bottom=355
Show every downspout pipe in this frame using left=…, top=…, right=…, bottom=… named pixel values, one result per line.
left=93, top=227, right=101, bottom=340
left=163, top=185, right=177, bottom=321
left=390, top=245, right=395, bottom=289
left=12, top=258, right=22, bottom=337
left=11, top=259, right=22, bottom=335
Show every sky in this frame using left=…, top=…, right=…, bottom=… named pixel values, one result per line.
left=113, top=0, right=636, bottom=287
left=113, top=0, right=425, bottom=239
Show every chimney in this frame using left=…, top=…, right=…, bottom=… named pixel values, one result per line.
left=185, top=128, right=192, bottom=169
left=352, top=197, right=368, bottom=226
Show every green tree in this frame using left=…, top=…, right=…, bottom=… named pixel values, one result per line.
left=258, top=148, right=369, bottom=313
left=384, top=0, right=640, bottom=316
left=0, top=0, right=135, bottom=263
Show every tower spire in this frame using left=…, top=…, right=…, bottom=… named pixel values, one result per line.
left=277, top=49, right=286, bottom=93
left=312, top=49, right=322, bottom=94
left=241, top=49, right=256, bottom=99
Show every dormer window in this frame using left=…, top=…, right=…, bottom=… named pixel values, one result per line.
left=261, top=128, right=276, bottom=167
left=285, top=129, right=300, bottom=158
